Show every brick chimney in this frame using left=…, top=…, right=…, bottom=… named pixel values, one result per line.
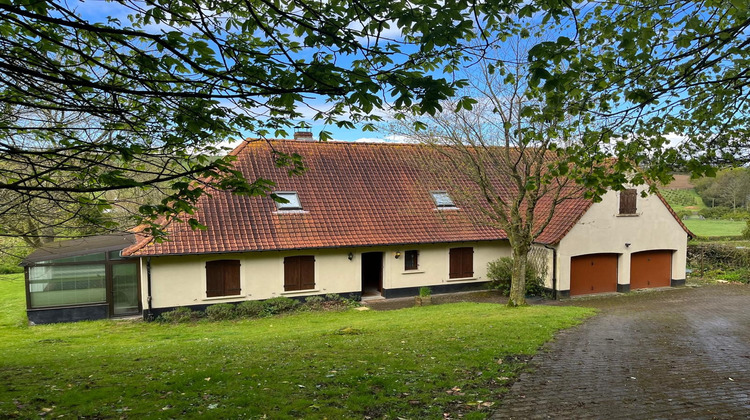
left=293, top=123, right=314, bottom=141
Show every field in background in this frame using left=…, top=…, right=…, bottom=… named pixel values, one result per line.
left=683, top=219, right=746, bottom=238
left=660, top=188, right=707, bottom=213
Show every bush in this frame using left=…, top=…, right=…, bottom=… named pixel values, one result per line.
left=487, top=257, right=545, bottom=297
left=743, top=220, right=750, bottom=239
left=158, top=307, right=202, bottom=323
left=205, top=303, right=237, bottom=321
left=0, top=264, right=23, bottom=274
left=300, top=295, right=326, bottom=311
left=236, top=300, right=266, bottom=318
left=688, top=243, right=750, bottom=282
left=721, top=210, right=750, bottom=221
left=262, top=296, right=299, bottom=315
left=699, top=206, right=731, bottom=219
left=419, top=287, right=432, bottom=297
left=674, top=209, right=693, bottom=220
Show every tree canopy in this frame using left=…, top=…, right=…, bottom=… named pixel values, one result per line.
left=527, top=0, right=750, bottom=181
left=2, top=0, right=550, bottom=240
left=2, top=0, right=748, bottom=244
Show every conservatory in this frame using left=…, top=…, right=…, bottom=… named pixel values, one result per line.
left=21, top=234, right=141, bottom=324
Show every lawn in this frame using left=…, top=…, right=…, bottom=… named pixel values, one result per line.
left=0, top=273, right=593, bottom=419
left=683, top=219, right=746, bottom=238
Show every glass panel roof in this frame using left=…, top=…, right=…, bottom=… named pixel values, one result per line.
left=275, top=192, right=302, bottom=210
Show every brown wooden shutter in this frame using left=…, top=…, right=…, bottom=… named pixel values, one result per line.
left=284, top=256, right=315, bottom=291
left=462, top=248, right=474, bottom=278
left=449, top=248, right=461, bottom=278
left=299, top=256, right=315, bottom=290
left=449, top=247, right=473, bottom=279
left=206, top=260, right=241, bottom=297
left=206, top=261, right=224, bottom=297
left=284, top=257, right=299, bottom=291
left=619, top=189, right=637, bottom=214
left=223, top=260, right=241, bottom=295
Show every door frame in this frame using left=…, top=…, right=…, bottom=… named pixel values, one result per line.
left=361, top=251, right=384, bottom=294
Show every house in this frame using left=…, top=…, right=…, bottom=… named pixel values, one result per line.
left=22, top=137, right=692, bottom=323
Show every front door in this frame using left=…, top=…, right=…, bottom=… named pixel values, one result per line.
left=111, top=262, right=141, bottom=316
left=361, top=252, right=383, bottom=297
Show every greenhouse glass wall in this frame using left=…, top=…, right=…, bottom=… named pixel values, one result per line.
left=22, top=234, right=141, bottom=324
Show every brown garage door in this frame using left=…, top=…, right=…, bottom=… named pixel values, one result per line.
left=630, top=250, right=672, bottom=289
left=570, top=254, right=618, bottom=296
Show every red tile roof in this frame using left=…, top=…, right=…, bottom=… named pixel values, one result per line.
left=123, top=140, right=682, bottom=257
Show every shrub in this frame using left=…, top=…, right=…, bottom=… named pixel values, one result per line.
left=236, top=300, right=266, bottom=318
left=674, top=209, right=693, bottom=220
left=205, top=303, right=238, bottom=321
left=487, top=257, right=545, bottom=297
left=699, top=206, right=731, bottom=219
left=158, top=307, right=201, bottom=323
left=419, top=287, right=432, bottom=297
left=721, top=210, right=750, bottom=221
left=262, top=296, right=299, bottom=315
left=688, top=243, right=750, bottom=274
left=301, top=295, right=326, bottom=311
left=743, top=220, right=750, bottom=239
left=0, top=264, right=23, bottom=274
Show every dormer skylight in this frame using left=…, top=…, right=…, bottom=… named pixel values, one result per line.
left=274, top=191, right=302, bottom=210
left=431, top=191, right=456, bottom=208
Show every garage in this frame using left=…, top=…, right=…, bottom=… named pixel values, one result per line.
left=630, top=250, right=672, bottom=289
left=570, top=254, right=619, bottom=296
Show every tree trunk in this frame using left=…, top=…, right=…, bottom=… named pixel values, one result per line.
left=507, top=245, right=529, bottom=307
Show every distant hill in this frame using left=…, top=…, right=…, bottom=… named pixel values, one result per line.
left=661, top=174, right=694, bottom=190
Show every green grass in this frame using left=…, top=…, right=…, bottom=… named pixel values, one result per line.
left=661, top=188, right=706, bottom=212
left=684, top=219, right=746, bottom=238
left=0, top=274, right=593, bottom=419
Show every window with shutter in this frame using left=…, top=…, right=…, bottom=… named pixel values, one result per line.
left=404, top=250, right=419, bottom=271
left=205, top=260, right=241, bottom=297
left=449, top=247, right=473, bottom=279
left=284, top=256, right=315, bottom=291
left=619, top=189, right=637, bottom=215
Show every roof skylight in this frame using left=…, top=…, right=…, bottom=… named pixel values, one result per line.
left=274, top=192, right=302, bottom=210
left=431, top=191, right=456, bottom=208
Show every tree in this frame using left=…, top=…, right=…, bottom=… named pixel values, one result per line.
left=3, top=0, right=556, bottom=241
left=390, top=38, right=590, bottom=306
left=526, top=1, right=750, bottom=183
left=694, top=168, right=750, bottom=210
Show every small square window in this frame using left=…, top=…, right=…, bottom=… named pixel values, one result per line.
left=405, top=250, right=419, bottom=271
left=274, top=191, right=302, bottom=210
left=431, top=191, right=455, bottom=208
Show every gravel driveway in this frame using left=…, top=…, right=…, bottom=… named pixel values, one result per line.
left=491, top=284, right=750, bottom=419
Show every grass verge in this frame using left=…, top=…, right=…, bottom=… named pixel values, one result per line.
left=0, top=274, right=593, bottom=419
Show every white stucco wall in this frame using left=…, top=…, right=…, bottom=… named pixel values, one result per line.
left=554, top=188, right=689, bottom=292
left=139, top=241, right=511, bottom=309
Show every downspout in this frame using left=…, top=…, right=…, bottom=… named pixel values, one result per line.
left=542, top=244, right=558, bottom=299
left=146, top=257, right=154, bottom=321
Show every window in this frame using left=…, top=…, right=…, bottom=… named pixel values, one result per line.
left=619, top=189, right=637, bottom=215
left=431, top=191, right=456, bottom=208
left=28, top=264, right=106, bottom=307
left=284, top=256, right=315, bottom=291
left=274, top=191, right=302, bottom=210
left=449, top=247, right=473, bottom=279
left=404, top=250, right=419, bottom=271
left=206, top=260, right=241, bottom=297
